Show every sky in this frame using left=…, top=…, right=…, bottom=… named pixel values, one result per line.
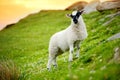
left=0, top=0, right=108, bottom=30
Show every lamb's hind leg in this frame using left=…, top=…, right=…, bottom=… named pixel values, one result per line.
left=47, top=54, right=57, bottom=70
left=47, top=55, right=53, bottom=70
left=52, top=56, right=57, bottom=68
left=47, top=47, right=58, bottom=70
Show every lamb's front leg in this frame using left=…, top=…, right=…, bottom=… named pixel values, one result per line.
left=47, top=53, right=55, bottom=70
left=69, top=44, right=74, bottom=62
left=76, top=43, right=80, bottom=58
left=47, top=56, right=53, bottom=70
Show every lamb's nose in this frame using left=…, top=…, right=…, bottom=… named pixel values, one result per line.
left=73, top=19, right=78, bottom=24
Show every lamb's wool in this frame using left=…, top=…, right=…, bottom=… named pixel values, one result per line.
left=47, top=10, right=88, bottom=70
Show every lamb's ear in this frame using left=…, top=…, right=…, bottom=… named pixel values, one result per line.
left=80, top=10, right=84, bottom=14
left=66, top=14, right=72, bottom=18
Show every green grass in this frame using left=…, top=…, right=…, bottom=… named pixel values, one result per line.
left=0, top=10, right=120, bottom=80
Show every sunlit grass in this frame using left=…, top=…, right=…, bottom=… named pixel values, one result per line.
left=0, top=10, right=120, bottom=80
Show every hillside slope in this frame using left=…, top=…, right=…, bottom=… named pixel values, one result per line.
left=0, top=10, right=120, bottom=80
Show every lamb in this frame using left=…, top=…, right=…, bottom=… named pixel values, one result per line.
left=47, top=10, right=88, bottom=70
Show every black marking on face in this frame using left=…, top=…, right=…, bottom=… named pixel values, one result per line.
left=71, top=11, right=83, bottom=24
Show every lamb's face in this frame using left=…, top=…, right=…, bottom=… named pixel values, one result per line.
left=67, top=10, right=84, bottom=24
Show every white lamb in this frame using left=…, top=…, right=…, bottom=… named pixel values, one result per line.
left=47, top=10, right=88, bottom=70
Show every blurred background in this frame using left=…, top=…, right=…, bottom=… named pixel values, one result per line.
left=0, top=0, right=116, bottom=30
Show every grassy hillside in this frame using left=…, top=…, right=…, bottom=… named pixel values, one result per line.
left=0, top=10, right=120, bottom=80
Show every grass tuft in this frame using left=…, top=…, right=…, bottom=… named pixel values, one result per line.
left=0, top=57, right=21, bottom=80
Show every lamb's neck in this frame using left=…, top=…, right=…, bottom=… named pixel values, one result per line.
left=70, top=23, right=79, bottom=28
left=69, top=20, right=87, bottom=33
left=70, top=22, right=82, bottom=30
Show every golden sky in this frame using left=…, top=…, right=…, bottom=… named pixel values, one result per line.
left=0, top=0, right=107, bottom=30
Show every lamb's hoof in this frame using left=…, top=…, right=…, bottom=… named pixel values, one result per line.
left=53, top=65, right=57, bottom=68
left=53, top=65, right=58, bottom=70
left=47, top=68, right=50, bottom=71
left=75, top=54, right=79, bottom=58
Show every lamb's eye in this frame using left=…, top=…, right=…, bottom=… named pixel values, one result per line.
left=70, top=15, right=74, bottom=18
left=76, top=16, right=79, bottom=19
left=76, top=12, right=81, bottom=18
